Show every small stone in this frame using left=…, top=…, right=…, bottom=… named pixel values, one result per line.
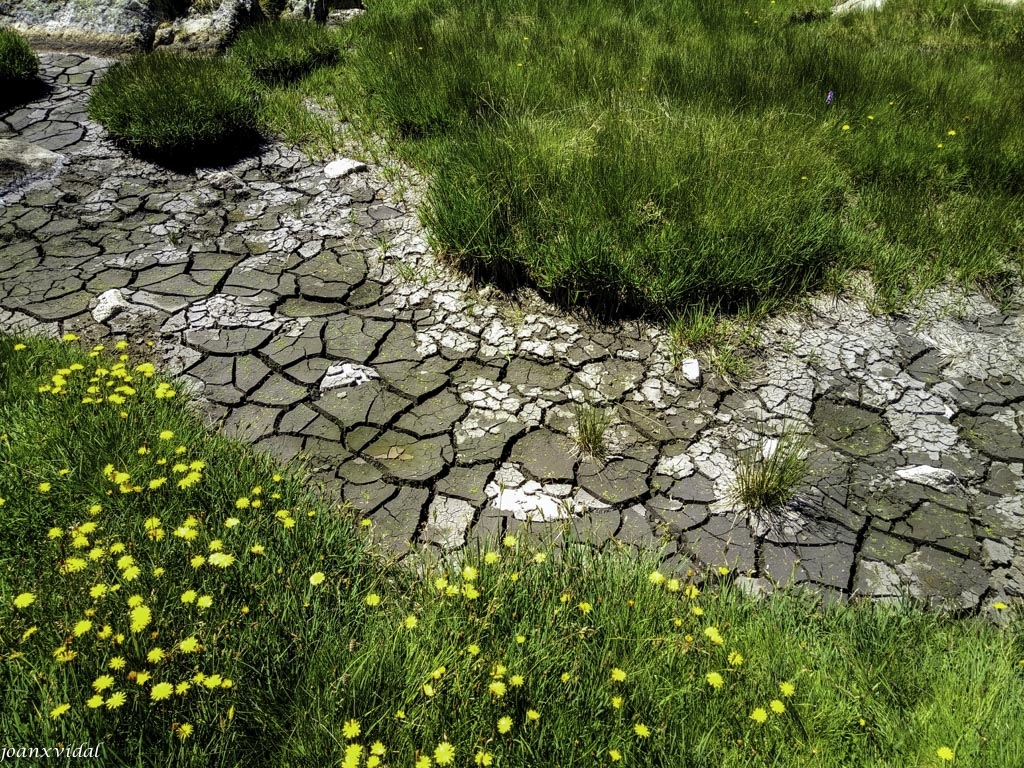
left=680, top=358, right=701, bottom=387
left=325, top=158, right=368, bottom=179
left=894, top=465, right=960, bottom=491
left=90, top=288, right=132, bottom=323
left=321, top=362, right=379, bottom=390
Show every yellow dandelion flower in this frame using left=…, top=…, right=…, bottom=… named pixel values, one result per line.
left=371, top=742, right=386, bottom=757
left=130, top=605, right=152, bottom=633
left=122, top=566, right=140, bottom=581
left=706, top=672, right=724, bottom=689
left=691, top=605, right=705, bottom=616
left=484, top=551, right=500, bottom=564
left=86, top=694, right=105, bottom=709
left=770, top=699, right=786, bottom=714
left=224, top=517, right=240, bottom=528
left=609, top=749, right=622, bottom=762
left=509, top=674, right=524, bottom=688
left=109, top=656, right=126, bottom=670
left=462, top=565, right=478, bottom=582
left=993, top=602, right=1008, bottom=610
left=13, top=593, right=36, bottom=609
left=526, top=709, right=540, bottom=721
left=176, top=723, right=193, bottom=741
left=147, top=648, right=165, bottom=663
left=560, top=672, right=571, bottom=683
left=236, top=498, right=250, bottom=509
left=38, top=482, right=51, bottom=493
left=365, top=593, right=381, bottom=606
left=403, top=615, right=418, bottom=630
left=467, top=644, right=481, bottom=656
left=250, top=543, right=265, bottom=555
left=611, top=668, right=627, bottom=682
left=48, top=527, right=63, bottom=540
left=475, top=751, right=494, bottom=766
left=937, top=747, right=954, bottom=761
left=73, top=619, right=93, bottom=637
left=434, top=742, right=455, bottom=765
left=343, top=719, right=361, bottom=739
left=106, top=691, right=127, bottom=709
left=151, top=682, right=174, bottom=701
left=750, top=708, right=768, bottom=724
left=728, top=651, right=744, bottom=667
left=503, top=534, right=517, bottom=548
left=96, top=625, right=113, bottom=640
left=612, top=696, right=624, bottom=708
left=578, top=602, right=593, bottom=614
left=489, top=680, right=507, bottom=697
left=60, top=558, right=87, bottom=574
left=208, top=552, right=235, bottom=569
left=666, top=578, right=681, bottom=592
left=190, top=555, right=206, bottom=568
left=49, top=703, right=71, bottom=719
left=497, top=716, right=513, bottom=734
left=196, top=595, right=213, bottom=610
left=648, top=570, right=665, bottom=585
left=684, top=584, right=700, bottom=599
left=202, top=674, right=222, bottom=689
left=176, top=681, right=191, bottom=695
left=310, top=571, right=326, bottom=586
left=158, top=430, right=174, bottom=440
left=179, top=637, right=200, bottom=653
left=416, top=757, right=431, bottom=768
left=780, top=681, right=796, bottom=697
left=634, top=723, right=651, bottom=738
left=533, top=552, right=546, bottom=564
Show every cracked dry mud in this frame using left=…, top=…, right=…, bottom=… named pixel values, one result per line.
left=3, top=54, right=1024, bottom=616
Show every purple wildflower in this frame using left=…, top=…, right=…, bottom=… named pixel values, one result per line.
left=826, top=90, right=834, bottom=105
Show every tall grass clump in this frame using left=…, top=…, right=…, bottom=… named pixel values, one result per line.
left=331, top=0, right=1024, bottom=317
left=0, top=27, right=40, bottom=108
left=230, top=20, right=342, bottom=85
left=88, top=52, right=261, bottom=166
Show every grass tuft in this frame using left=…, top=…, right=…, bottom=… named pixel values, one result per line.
left=731, top=428, right=810, bottom=516
left=87, top=52, right=262, bottom=166
left=0, top=27, right=40, bottom=108
left=230, top=20, right=342, bottom=86
left=573, top=403, right=611, bottom=462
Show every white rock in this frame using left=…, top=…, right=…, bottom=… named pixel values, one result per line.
left=681, top=358, right=701, bottom=386
left=320, top=362, right=379, bottom=390
left=654, top=453, right=695, bottom=479
left=90, top=289, right=132, bottom=323
left=325, top=158, right=368, bottom=179
left=894, top=465, right=960, bottom=490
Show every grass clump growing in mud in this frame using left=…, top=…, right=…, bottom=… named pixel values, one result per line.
left=230, top=20, right=342, bottom=85
left=731, top=429, right=811, bottom=516
left=0, top=27, right=40, bottom=108
left=87, top=52, right=261, bottom=165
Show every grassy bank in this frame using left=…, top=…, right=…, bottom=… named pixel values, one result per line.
left=274, top=0, right=1024, bottom=317
left=1, top=332, right=1023, bottom=766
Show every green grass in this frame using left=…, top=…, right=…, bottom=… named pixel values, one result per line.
left=0, top=27, right=40, bottom=109
left=731, top=428, right=811, bottom=517
left=574, top=403, right=611, bottom=462
left=306, top=0, right=1024, bottom=318
left=2, top=332, right=1024, bottom=767
left=87, top=52, right=262, bottom=166
left=231, top=20, right=343, bottom=85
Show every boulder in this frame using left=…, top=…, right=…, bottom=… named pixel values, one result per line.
left=0, top=0, right=156, bottom=53
left=153, top=0, right=264, bottom=51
